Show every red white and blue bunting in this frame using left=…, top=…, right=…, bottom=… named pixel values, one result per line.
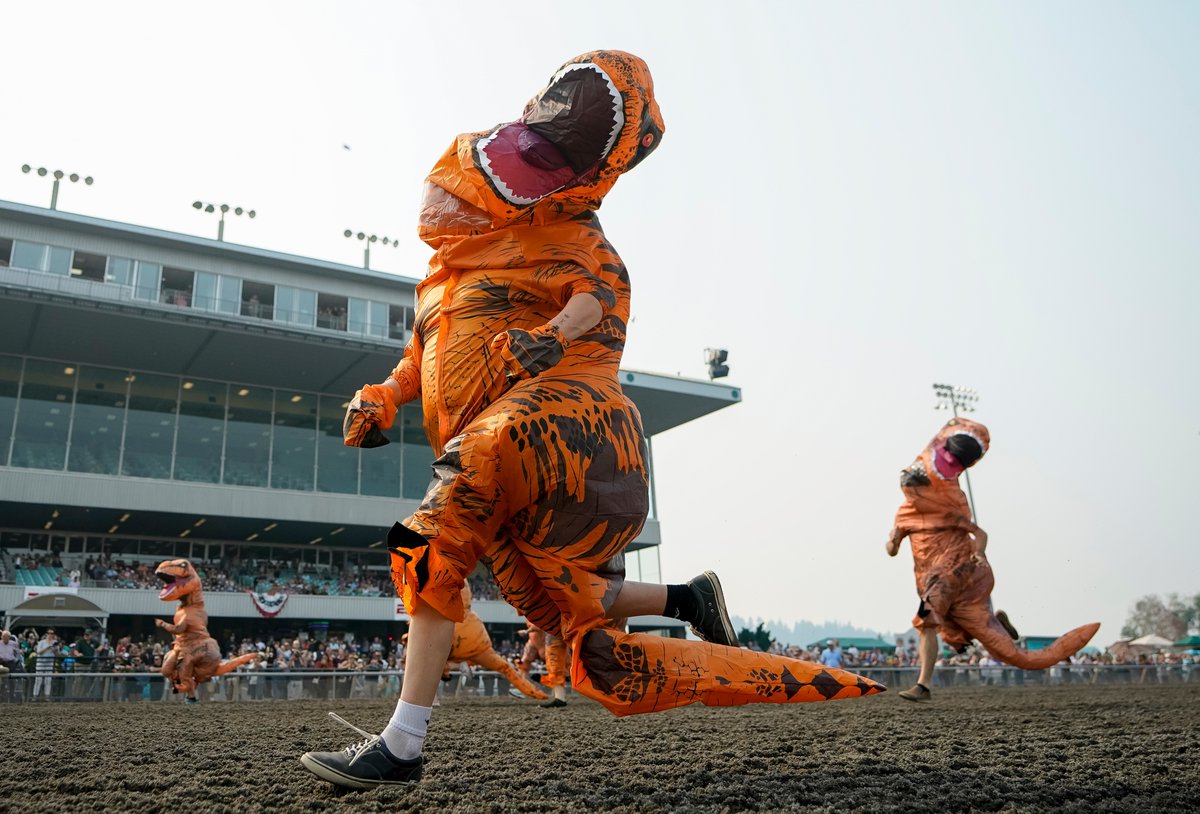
left=249, top=590, right=288, bottom=618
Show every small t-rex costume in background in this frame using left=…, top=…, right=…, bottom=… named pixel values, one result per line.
left=890, top=419, right=1099, bottom=668
left=346, top=50, right=883, bottom=714
left=445, top=584, right=547, bottom=700
left=155, top=559, right=258, bottom=700
left=519, top=622, right=568, bottom=690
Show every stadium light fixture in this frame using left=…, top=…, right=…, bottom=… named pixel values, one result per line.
left=705, top=348, right=730, bottom=380
left=932, top=382, right=980, bottom=521
left=344, top=229, right=399, bottom=269
left=193, top=199, right=256, bottom=241
left=21, top=164, right=94, bottom=210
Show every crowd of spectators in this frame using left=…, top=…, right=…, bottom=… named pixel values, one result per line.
left=7, top=546, right=517, bottom=604
left=760, top=637, right=1196, bottom=670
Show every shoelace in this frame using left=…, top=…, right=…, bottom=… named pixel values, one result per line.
left=329, top=712, right=381, bottom=767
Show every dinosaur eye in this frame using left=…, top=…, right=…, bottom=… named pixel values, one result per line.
left=641, top=133, right=655, bottom=148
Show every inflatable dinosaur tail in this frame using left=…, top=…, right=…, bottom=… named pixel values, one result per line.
left=573, top=629, right=886, bottom=716
left=975, top=618, right=1100, bottom=670
left=216, top=653, right=260, bottom=675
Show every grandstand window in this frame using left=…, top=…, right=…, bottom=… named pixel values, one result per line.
left=348, top=298, right=388, bottom=338
left=69, top=251, right=107, bottom=282
left=275, top=285, right=317, bottom=328
left=106, top=257, right=134, bottom=286
left=67, top=365, right=128, bottom=475
left=317, top=293, right=349, bottom=331
left=0, top=354, right=22, bottom=466
left=389, top=304, right=415, bottom=341
left=121, top=372, right=178, bottom=480
left=401, top=403, right=435, bottom=499
left=0, top=237, right=11, bottom=266
left=133, top=261, right=161, bottom=302
left=224, top=385, right=272, bottom=487
left=161, top=267, right=195, bottom=308
left=271, top=391, right=317, bottom=491
left=360, top=421, right=401, bottom=498
left=241, top=281, right=273, bottom=318
left=10, top=358, right=76, bottom=471
left=10, top=240, right=72, bottom=275
left=194, top=271, right=218, bottom=311
left=216, top=274, right=242, bottom=316
left=185, top=271, right=243, bottom=315
left=316, top=394, right=359, bottom=494
left=175, top=378, right=226, bottom=484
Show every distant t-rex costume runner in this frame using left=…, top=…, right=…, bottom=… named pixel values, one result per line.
left=155, top=559, right=258, bottom=701
left=888, top=419, right=1100, bottom=669
left=445, top=585, right=547, bottom=700
left=347, top=50, right=883, bottom=714
left=518, top=622, right=567, bottom=690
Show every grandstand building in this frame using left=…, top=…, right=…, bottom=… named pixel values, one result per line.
left=0, top=199, right=740, bottom=647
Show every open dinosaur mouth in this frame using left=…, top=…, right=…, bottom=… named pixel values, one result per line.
left=476, top=61, right=625, bottom=206
left=157, top=572, right=181, bottom=599
left=932, top=431, right=985, bottom=479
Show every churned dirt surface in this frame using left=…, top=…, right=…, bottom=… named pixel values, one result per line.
left=1, top=683, right=1197, bottom=813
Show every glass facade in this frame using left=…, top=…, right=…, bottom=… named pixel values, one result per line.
left=2, top=237, right=412, bottom=343
left=68, top=365, right=128, bottom=475
left=10, top=358, right=75, bottom=470
left=175, top=379, right=226, bottom=483
left=0, top=353, right=435, bottom=499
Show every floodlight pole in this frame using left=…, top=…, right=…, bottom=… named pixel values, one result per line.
left=344, top=230, right=398, bottom=269
left=932, top=382, right=979, bottom=522
left=21, top=165, right=94, bottom=210
left=192, top=200, right=256, bottom=241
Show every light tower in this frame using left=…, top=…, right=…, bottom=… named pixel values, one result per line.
left=192, top=201, right=256, bottom=241
left=21, top=165, right=93, bottom=210
left=932, top=382, right=979, bottom=521
left=344, top=230, right=398, bottom=269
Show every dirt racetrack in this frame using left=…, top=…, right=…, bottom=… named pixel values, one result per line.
left=2, top=683, right=1197, bottom=813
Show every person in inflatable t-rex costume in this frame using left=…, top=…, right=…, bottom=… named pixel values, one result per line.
left=154, top=559, right=258, bottom=703
left=886, top=418, right=1100, bottom=701
left=444, top=584, right=547, bottom=701
left=516, top=621, right=570, bottom=707
left=299, top=51, right=883, bottom=791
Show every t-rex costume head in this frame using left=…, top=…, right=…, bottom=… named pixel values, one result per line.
left=156, top=559, right=201, bottom=604
left=900, top=417, right=990, bottom=489
left=419, top=50, right=665, bottom=241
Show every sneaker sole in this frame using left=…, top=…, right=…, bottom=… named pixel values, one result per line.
left=694, top=570, right=738, bottom=647
left=299, top=753, right=420, bottom=790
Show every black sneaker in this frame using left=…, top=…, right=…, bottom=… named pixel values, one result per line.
left=686, top=571, right=739, bottom=647
left=539, top=698, right=568, bottom=708
left=299, top=713, right=424, bottom=790
left=996, top=610, right=1019, bottom=640
left=898, top=683, right=932, bottom=703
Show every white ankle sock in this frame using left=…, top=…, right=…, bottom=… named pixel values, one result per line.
left=381, top=701, right=431, bottom=760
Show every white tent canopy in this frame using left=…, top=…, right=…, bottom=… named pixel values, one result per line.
left=1127, top=634, right=1174, bottom=648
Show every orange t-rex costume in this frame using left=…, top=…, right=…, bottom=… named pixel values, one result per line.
left=155, top=559, right=258, bottom=700
left=347, top=50, right=883, bottom=715
left=890, top=419, right=1100, bottom=668
left=445, top=585, right=547, bottom=700
left=518, top=622, right=568, bottom=689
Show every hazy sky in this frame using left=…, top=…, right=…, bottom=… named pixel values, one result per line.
left=4, top=2, right=1197, bottom=643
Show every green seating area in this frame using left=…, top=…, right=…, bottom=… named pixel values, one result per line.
left=14, top=565, right=63, bottom=586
